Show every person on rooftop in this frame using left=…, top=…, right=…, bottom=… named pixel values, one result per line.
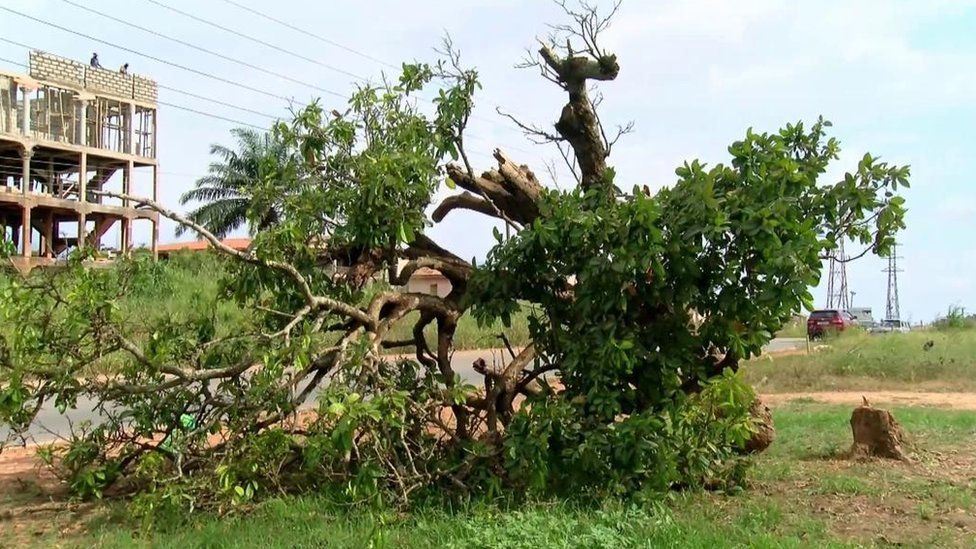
left=119, top=63, right=129, bottom=75
left=90, top=53, right=102, bottom=69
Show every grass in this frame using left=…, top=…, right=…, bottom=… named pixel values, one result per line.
left=743, top=328, right=976, bottom=392
left=386, top=308, right=532, bottom=351
left=775, top=315, right=808, bottom=339
left=127, top=252, right=532, bottom=352
left=8, top=403, right=974, bottom=548
left=32, top=251, right=533, bottom=376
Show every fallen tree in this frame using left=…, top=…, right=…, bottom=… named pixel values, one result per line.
left=0, top=2, right=908, bottom=511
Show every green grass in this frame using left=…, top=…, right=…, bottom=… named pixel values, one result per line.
left=386, top=308, right=532, bottom=352
left=16, top=403, right=974, bottom=548
left=124, top=252, right=531, bottom=353
left=775, top=315, right=807, bottom=339
left=744, top=328, right=976, bottom=392
left=72, top=499, right=847, bottom=549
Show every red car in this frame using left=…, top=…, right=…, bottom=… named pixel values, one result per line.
left=807, top=309, right=857, bottom=339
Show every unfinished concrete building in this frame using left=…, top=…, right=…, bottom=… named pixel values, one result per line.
left=0, top=51, right=159, bottom=271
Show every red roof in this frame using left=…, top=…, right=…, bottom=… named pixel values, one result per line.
left=156, top=237, right=252, bottom=253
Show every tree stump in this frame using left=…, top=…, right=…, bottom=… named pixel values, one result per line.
left=849, top=403, right=909, bottom=461
left=744, top=398, right=775, bottom=453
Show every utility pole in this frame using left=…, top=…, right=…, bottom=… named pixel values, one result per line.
left=883, top=242, right=903, bottom=322
left=826, top=240, right=850, bottom=310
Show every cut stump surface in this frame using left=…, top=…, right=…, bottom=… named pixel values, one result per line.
left=849, top=404, right=909, bottom=461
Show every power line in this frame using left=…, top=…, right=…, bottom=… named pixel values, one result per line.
left=160, top=87, right=279, bottom=120
left=1, top=25, right=539, bottom=165
left=0, top=55, right=27, bottom=69
left=0, top=5, right=297, bottom=104
left=215, top=0, right=540, bottom=139
left=137, top=2, right=531, bottom=151
left=159, top=101, right=268, bottom=130
left=149, top=0, right=536, bottom=148
left=216, top=0, right=398, bottom=70
left=61, top=0, right=346, bottom=99
left=144, top=0, right=367, bottom=82
left=0, top=38, right=280, bottom=122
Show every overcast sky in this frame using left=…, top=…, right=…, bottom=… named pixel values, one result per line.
left=2, top=0, right=975, bottom=322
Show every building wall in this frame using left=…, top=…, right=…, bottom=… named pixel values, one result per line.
left=407, top=276, right=452, bottom=298
left=28, top=51, right=84, bottom=87
left=28, top=51, right=157, bottom=103
left=132, top=75, right=157, bottom=103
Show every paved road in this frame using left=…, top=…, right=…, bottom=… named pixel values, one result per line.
left=3, top=339, right=806, bottom=443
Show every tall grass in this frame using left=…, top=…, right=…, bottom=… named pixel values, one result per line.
left=743, top=328, right=976, bottom=392
left=118, top=251, right=249, bottom=336
left=118, top=252, right=530, bottom=352
left=931, top=305, right=976, bottom=331
left=775, top=315, right=807, bottom=338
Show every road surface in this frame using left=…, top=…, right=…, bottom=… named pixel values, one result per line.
left=3, top=339, right=807, bottom=443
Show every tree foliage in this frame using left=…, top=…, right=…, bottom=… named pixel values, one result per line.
left=0, top=3, right=908, bottom=512
left=177, top=128, right=293, bottom=238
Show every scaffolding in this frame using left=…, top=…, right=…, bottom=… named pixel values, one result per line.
left=0, top=51, right=160, bottom=272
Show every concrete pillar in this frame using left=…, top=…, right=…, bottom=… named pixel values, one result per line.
left=20, top=86, right=30, bottom=136
left=78, top=213, right=87, bottom=253
left=4, top=80, right=14, bottom=134
left=79, top=152, right=87, bottom=203
left=46, top=157, right=54, bottom=196
left=123, top=160, right=133, bottom=207
left=21, top=206, right=31, bottom=258
left=77, top=97, right=88, bottom=146
left=20, top=147, right=31, bottom=195
left=91, top=217, right=102, bottom=250
left=43, top=211, right=53, bottom=258
left=119, top=218, right=126, bottom=257
left=129, top=103, right=137, bottom=155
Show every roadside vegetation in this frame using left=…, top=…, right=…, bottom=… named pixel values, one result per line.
left=6, top=402, right=973, bottom=548
left=744, top=326, right=976, bottom=393
left=112, top=251, right=532, bottom=353
left=775, top=315, right=808, bottom=339
left=0, top=2, right=925, bottom=547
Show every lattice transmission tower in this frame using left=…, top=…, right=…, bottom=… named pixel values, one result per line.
left=883, top=242, right=903, bottom=322
left=826, top=240, right=850, bottom=310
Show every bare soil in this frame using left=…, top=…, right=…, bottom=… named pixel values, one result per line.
left=762, top=391, right=976, bottom=410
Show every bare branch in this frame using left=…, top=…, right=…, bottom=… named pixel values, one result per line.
left=496, top=107, right=565, bottom=144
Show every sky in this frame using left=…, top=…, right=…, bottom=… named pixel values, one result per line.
left=1, top=0, right=975, bottom=322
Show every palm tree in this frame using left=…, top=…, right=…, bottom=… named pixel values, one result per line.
left=177, top=128, right=290, bottom=238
